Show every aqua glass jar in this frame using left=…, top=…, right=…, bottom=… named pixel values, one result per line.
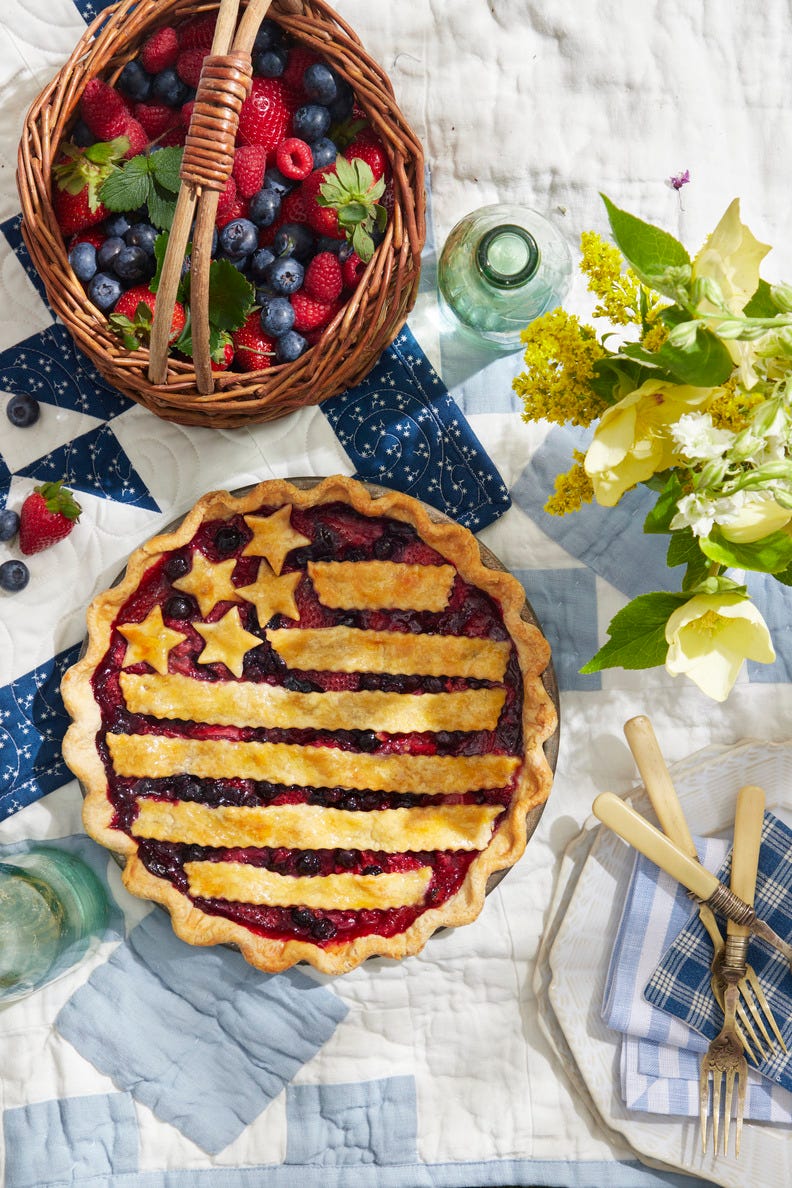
left=437, top=204, right=573, bottom=350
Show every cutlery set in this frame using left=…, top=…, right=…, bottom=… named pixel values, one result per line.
left=594, top=716, right=790, bottom=1160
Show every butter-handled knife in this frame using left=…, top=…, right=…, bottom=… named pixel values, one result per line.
left=592, top=791, right=792, bottom=969
left=623, top=716, right=724, bottom=954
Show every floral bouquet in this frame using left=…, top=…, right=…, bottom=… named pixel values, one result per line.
left=514, top=195, right=792, bottom=701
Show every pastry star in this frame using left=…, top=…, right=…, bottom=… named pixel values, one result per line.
left=172, top=551, right=241, bottom=617
left=242, top=505, right=310, bottom=574
left=194, top=608, right=262, bottom=677
left=118, top=606, right=187, bottom=675
left=236, top=561, right=302, bottom=626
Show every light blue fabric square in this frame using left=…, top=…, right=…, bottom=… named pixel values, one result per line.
left=512, top=567, right=601, bottom=691
left=55, top=910, right=348, bottom=1155
left=745, top=572, right=792, bottom=683
left=4, top=1092, right=138, bottom=1188
left=285, top=1075, right=418, bottom=1166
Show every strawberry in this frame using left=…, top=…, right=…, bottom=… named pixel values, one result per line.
left=210, top=340, right=235, bottom=372
left=342, top=129, right=388, bottom=182
left=140, top=27, right=180, bottom=74
left=158, top=125, right=186, bottom=148
left=52, top=138, right=127, bottom=236
left=341, top=250, right=367, bottom=290
left=109, top=285, right=186, bottom=347
left=237, top=77, right=299, bottom=153
left=134, top=102, right=180, bottom=140
left=216, top=195, right=249, bottom=229
left=304, top=156, right=387, bottom=262
left=19, top=481, right=82, bottom=556
left=301, top=168, right=345, bottom=240
left=69, top=227, right=107, bottom=251
left=176, top=48, right=206, bottom=89
left=290, top=291, right=340, bottom=333
left=80, top=79, right=129, bottom=141
left=231, top=313, right=276, bottom=372
left=304, top=251, right=343, bottom=302
left=121, top=118, right=150, bottom=158
left=178, top=13, right=217, bottom=51
left=275, top=137, right=313, bottom=181
left=232, top=145, right=267, bottom=199
left=279, top=185, right=311, bottom=225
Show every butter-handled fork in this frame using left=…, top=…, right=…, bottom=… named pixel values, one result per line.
left=623, top=716, right=786, bottom=1063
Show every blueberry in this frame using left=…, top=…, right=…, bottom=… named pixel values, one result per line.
left=97, top=236, right=125, bottom=272
left=273, top=222, right=314, bottom=261
left=290, top=906, right=314, bottom=929
left=253, top=18, right=284, bottom=52
left=164, top=553, right=190, bottom=580
left=362, top=864, right=383, bottom=877
left=311, top=916, right=336, bottom=940
left=0, top=560, right=29, bottom=593
left=310, top=137, right=338, bottom=171
left=335, top=848, right=357, bottom=869
left=296, top=852, right=321, bottom=875
left=215, top=524, right=242, bottom=554
left=259, top=296, right=295, bottom=337
left=266, top=255, right=304, bottom=295
left=217, top=252, right=250, bottom=271
left=292, top=103, right=331, bottom=143
left=262, top=166, right=294, bottom=196
left=303, top=63, right=339, bottom=105
left=164, top=595, right=194, bottom=620
left=71, top=120, right=94, bottom=148
left=248, top=187, right=281, bottom=228
left=152, top=67, right=189, bottom=107
left=218, top=217, right=259, bottom=259
left=253, top=48, right=287, bottom=78
left=88, top=272, right=123, bottom=312
left=117, top=59, right=152, bottom=103
left=114, top=245, right=151, bottom=282
left=276, top=330, right=307, bottom=363
left=125, top=223, right=158, bottom=256
left=68, top=241, right=97, bottom=283
left=327, top=79, right=354, bottom=123
left=250, top=247, right=275, bottom=283
left=104, top=213, right=132, bottom=238
left=6, top=393, right=40, bottom=428
left=0, top=509, right=20, bottom=542
left=255, top=285, right=277, bottom=305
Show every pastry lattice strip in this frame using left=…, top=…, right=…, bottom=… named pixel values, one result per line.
left=185, top=861, right=433, bottom=909
left=307, top=561, right=455, bottom=610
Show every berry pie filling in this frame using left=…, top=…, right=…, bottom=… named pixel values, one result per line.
left=90, top=500, right=525, bottom=948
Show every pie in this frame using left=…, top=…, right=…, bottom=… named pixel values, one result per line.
left=61, top=476, right=556, bottom=973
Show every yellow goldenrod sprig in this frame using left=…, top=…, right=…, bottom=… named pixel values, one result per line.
left=579, top=230, right=641, bottom=325
left=513, top=308, right=608, bottom=427
left=544, top=450, right=594, bottom=516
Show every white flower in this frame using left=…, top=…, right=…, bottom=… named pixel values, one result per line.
left=665, top=592, right=775, bottom=701
left=670, top=492, right=719, bottom=536
left=671, top=413, right=735, bottom=461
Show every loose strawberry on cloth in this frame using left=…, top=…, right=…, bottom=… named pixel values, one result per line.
left=18, top=482, right=82, bottom=555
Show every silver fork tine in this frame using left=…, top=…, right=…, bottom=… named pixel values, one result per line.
left=722, top=1067, right=736, bottom=1155
left=711, top=1070, right=722, bottom=1154
left=744, top=967, right=788, bottom=1054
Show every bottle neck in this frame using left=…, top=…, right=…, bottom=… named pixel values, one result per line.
left=475, top=224, right=540, bottom=289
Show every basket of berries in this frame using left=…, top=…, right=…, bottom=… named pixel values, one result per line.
left=16, top=0, right=425, bottom=428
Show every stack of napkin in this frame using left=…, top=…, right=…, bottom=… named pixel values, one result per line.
left=603, top=812, right=792, bottom=1121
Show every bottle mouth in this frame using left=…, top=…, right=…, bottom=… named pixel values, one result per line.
left=476, top=224, right=540, bottom=288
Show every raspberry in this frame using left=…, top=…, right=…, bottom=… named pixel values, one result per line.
left=232, top=145, right=267, bottom=199
left=290, top=291, right=339, bottom=333
left=180, top=99, right=196, bottom=129
left=140, top=27, right=180, bottom=74
left=176, top=48, right=206, bottom=89
left=281, top=47, right=322, bottom=95
left=177, top=13, right=217, bottom=51
left=341, top=251, right=366, bottom=290
left=80, top=78, right=129, bottom=140
left=304, top=251, right=343, bottom=302
left=134, top=102, right=179, bottom=140
left=216, top=195, right=249, bottom=229
left=216, top=175, right=237, bottom=217
left=275, top=138, right=313, bottom=181
left=122, top=118, right=150, bottom=158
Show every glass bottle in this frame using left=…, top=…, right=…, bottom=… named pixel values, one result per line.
left=0, top=847, right=108, bottom=1005
left=437, top=203, right=573, bottom=350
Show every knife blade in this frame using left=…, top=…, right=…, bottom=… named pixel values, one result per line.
left=592, top=791, right=792, bottom=968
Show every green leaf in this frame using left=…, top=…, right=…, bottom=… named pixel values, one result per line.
left=98, top=156, right=151, bottom=212
left=666, top=528, right=712, bottom=589
left=149, top=232, right=170, bottom=294
left=375, top=203, right=388, bottom=231
left=85, top=137, right=130, bottom=165
left=699, top=527, right=792, bottom=574
left=207, top=259, right=255, bottom=332
left=150, top=147, right=184, bottom=193
left=621, top=327, right=734, bottom=387
left=601, top=194, right=690, bottom=290
left=334, top=154, right=360, bottom=190
left=147, top=180, right=178, bottom=230
left=351, top=223, right=375, bottom=262
left=337, top=201, right=368, bottom=226
left=643, top=472, right=684, bottom=533
left=743, top=278, right=777, bottom=318
left=579, top=591, right=686, bottom=673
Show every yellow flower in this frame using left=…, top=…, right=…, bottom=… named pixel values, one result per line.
left=514, top=308, right=608, bottom=427
left=718, top=494, right=792, bottom=543
left=664, top=592, right=775, bottom=701
left=707, top=380, right=761, bottom=432
left=692, top=198, right=771, bottom=316
left=584, top=380, right=713, bottom=506
left=544, top=451, right=594, bottom=515
left=640, top=319, right=668, bottom=352
left=579, top=230, right=640, bottom=325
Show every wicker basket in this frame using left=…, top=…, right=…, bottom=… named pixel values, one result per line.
left=17, top=0, right=425, bottom=429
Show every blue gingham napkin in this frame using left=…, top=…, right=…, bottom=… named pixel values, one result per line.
left=603, top=817, right=792, bottom=1120
left=55, top=908, right=348, bottom=1155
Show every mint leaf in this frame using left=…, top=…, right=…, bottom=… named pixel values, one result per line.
left=150, top=147, right=184, bottom=193
left=207, top=259, right=255, bottom=332
left=99, top=155, right=151, bottom=212
left=699, top=527, right=792, bottom=574
left=579, top=591, right=686, bottom=674
left=601, top=194, right=690, bottom=289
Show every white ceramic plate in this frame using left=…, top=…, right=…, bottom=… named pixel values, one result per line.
left=547, top=739, right=792, bottom=1188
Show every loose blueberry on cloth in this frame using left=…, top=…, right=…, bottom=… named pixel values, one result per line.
left=603, top=813, right=792, bottom=1117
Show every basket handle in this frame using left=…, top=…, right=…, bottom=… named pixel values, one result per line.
left=148, top=0, right=276, bottom=394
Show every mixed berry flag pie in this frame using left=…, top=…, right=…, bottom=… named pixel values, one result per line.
left=62, top=476, right=556, bottom=972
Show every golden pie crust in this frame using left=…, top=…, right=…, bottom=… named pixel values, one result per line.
left=61, top=475, right=556, bottom=974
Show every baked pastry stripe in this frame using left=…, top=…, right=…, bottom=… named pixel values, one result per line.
left=307, top=561, right=455, bottom=610
left=184, top=862, right=433, bottom=909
